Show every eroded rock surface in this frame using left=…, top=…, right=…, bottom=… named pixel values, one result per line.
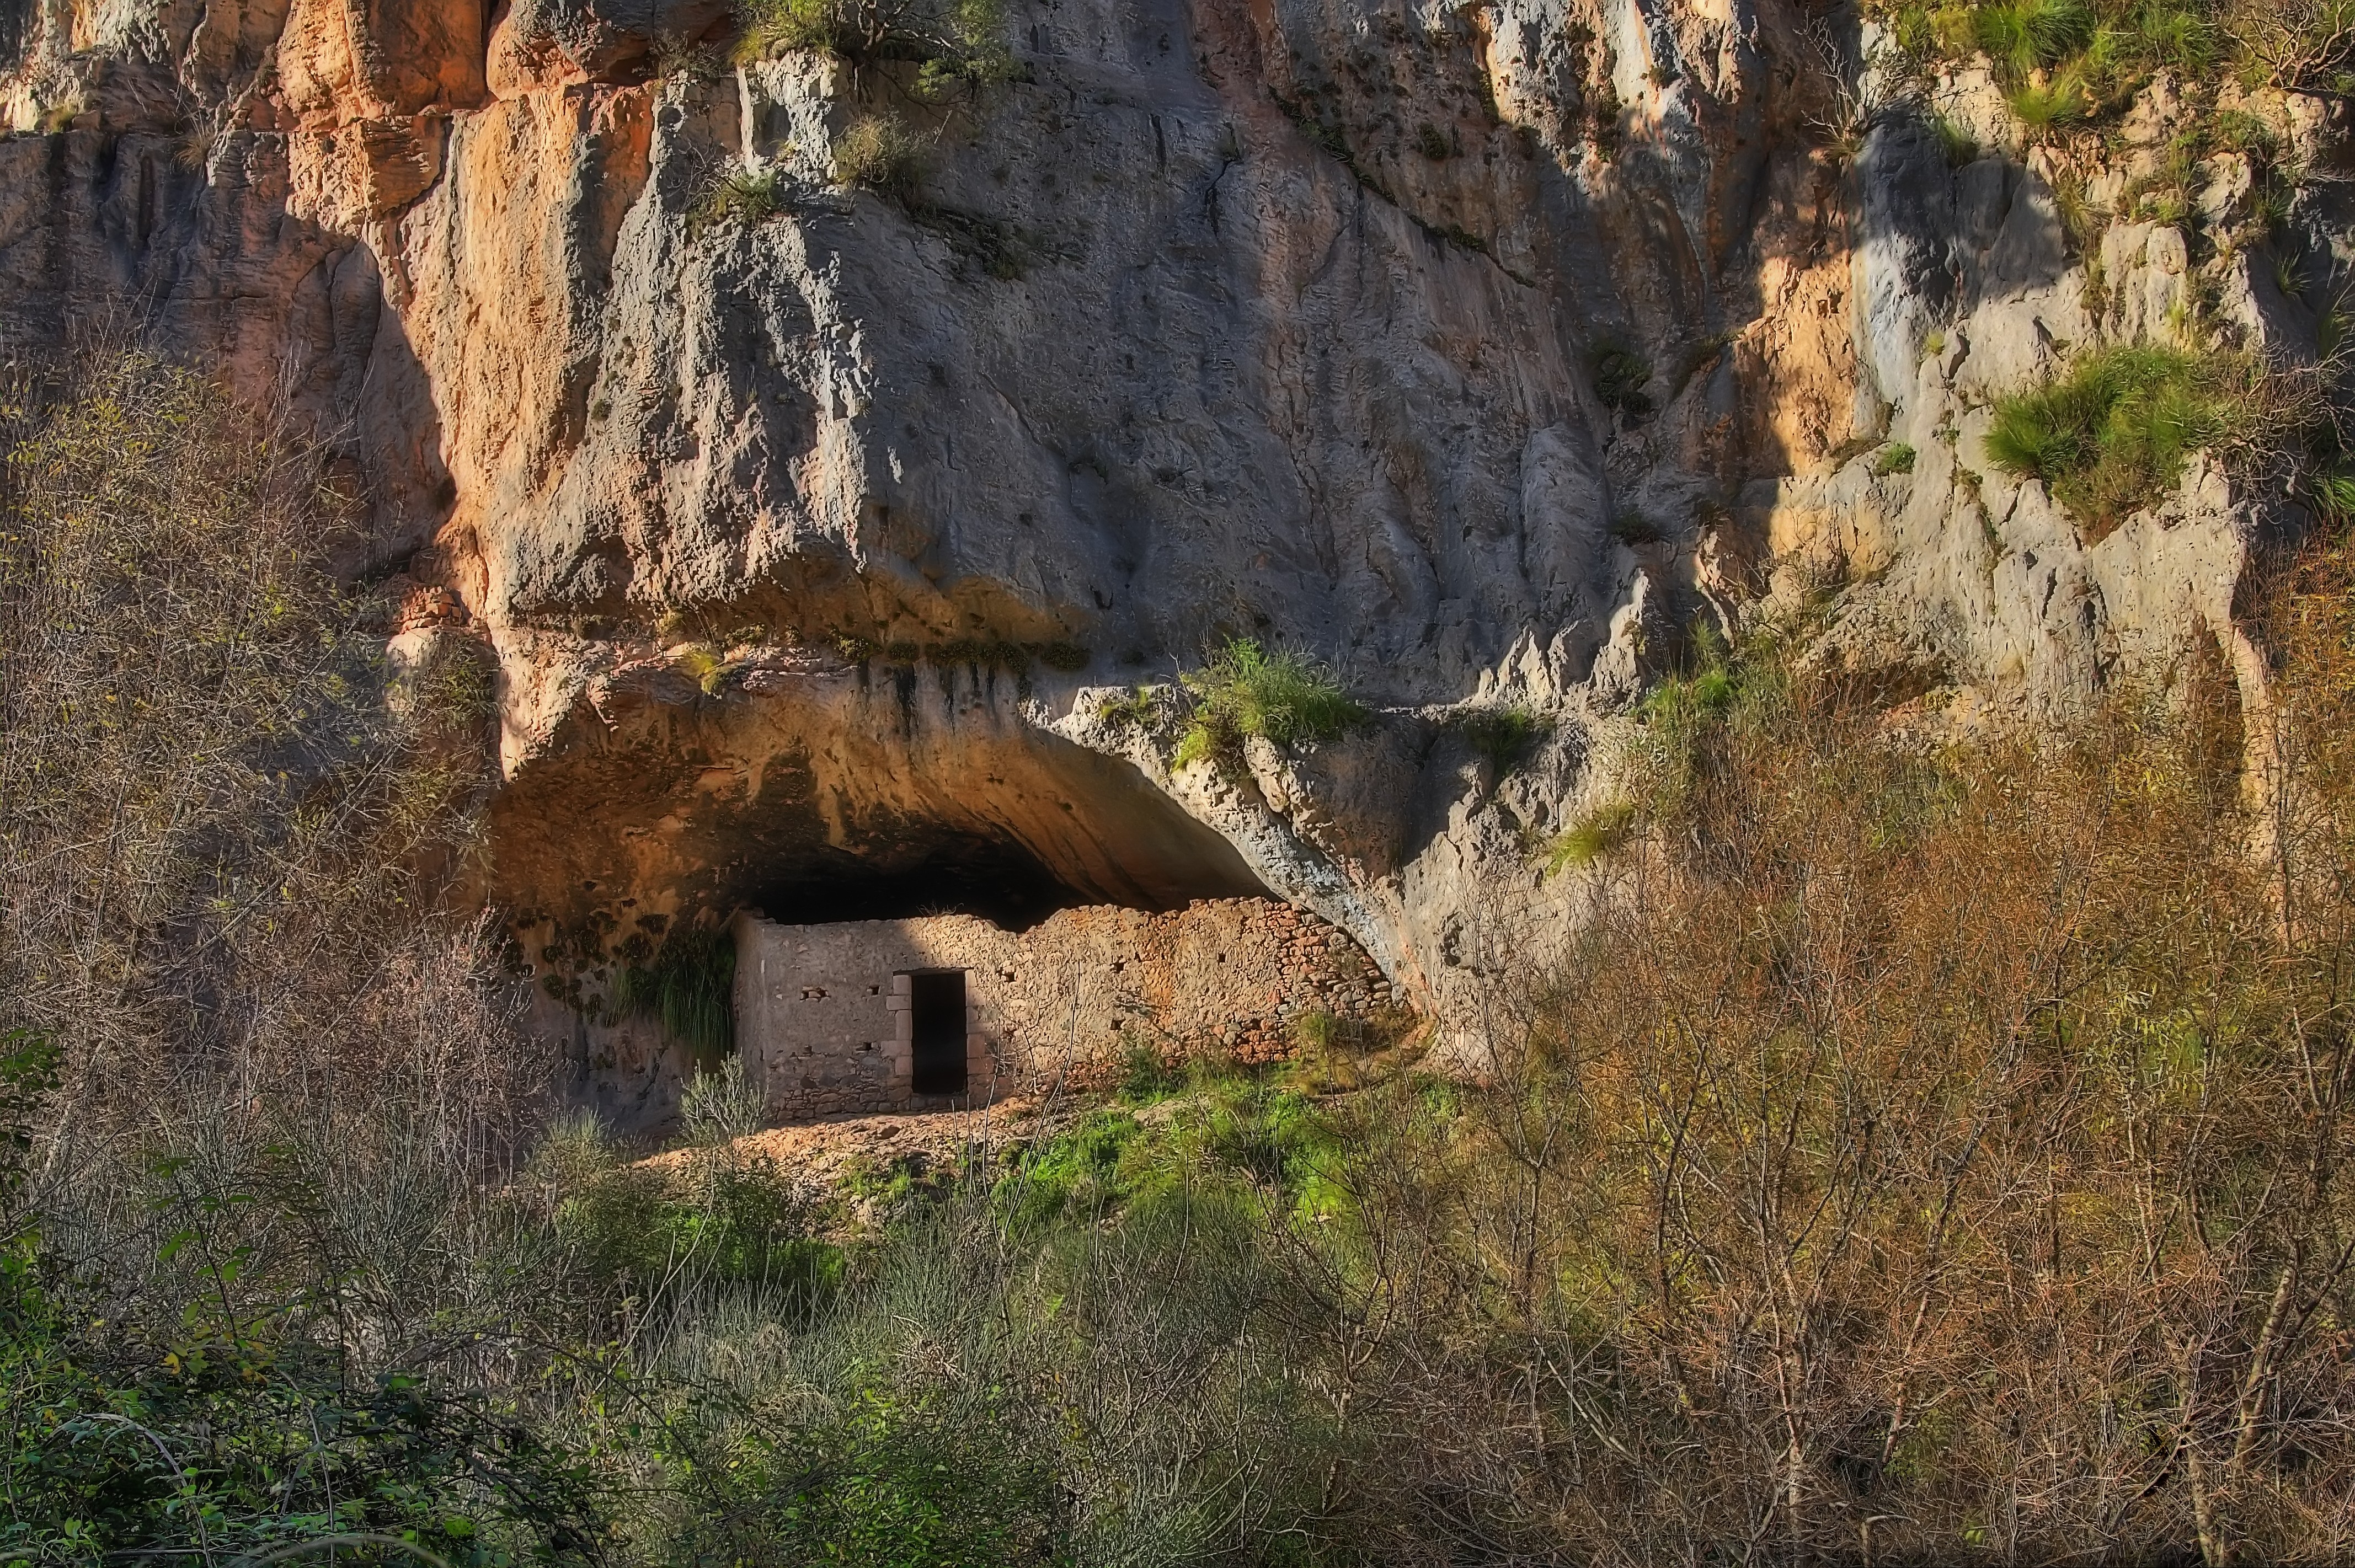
left=1, top=0, right=2339, bottom=1056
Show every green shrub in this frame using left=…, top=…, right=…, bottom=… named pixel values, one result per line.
left=1290, top=1008, right=1384, bottom=1064
left=2213, top=106, right=2279, bottom=159
left=706, top=1384, right=1060, bottom=1566
left=1174, top=638, right=1363, bottom=769
left=834, top=115, right=927, bottom=197
left=2007, top=71, right=2091, bottom=132
left=1627, top=630, right=1781, bottom=798
left=2254, top=168, right=2299, bottom=236
left=696, top=163, right=787, bottom=229
left=1983, top=345, right=2250, bottom=539
left=1929, top=111, right=1978, bottom=167
left=736, top=0, right=1016, bottom=77
left=1873, top=441, right=1918, bottom=475
left=995, top=1109, right=1146, bottom=1226
left=1638, top=642, right=1741, bottom=730
left=671, top=639, right=732, bottom=695
left=0, top=1280, right=607, bottom=1565
left=1034, top=639, right=1091, bottom=672
left=1457, top=703, right=1548, bottom=773
left=1096, top=684, right=1159, bottom=727
left=1969, top=0, right=2093, bottom=79
left=649, top=26, right=723, bottom=77
left=2104, top=0, right=2218, bottom=76
left=2325, top=299, right=2352, bottom=360
left=736, top=0, right=842, bottom=53
left=1592, top=345, right=1653, bottom=419
left=1171, top=712, right=1232, bottom=771
left=680, top=1053, right=765, bottom=1144
left=2313, top=469, right=2355, bottom=525
left=1116, top=1039, right=1180, bottom=1102
left=1878, top=0, right=2221, bottom=121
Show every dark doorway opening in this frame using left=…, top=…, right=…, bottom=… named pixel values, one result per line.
left=909, top=970, right=966, bottom=1095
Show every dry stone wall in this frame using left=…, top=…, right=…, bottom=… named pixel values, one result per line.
left=732, top=897, right=1400, bottom=1119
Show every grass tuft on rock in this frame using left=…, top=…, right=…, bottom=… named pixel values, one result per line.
left=695, top=164, right=788, bottom=231
left=1967, top=0, right=2094, bottom=78
left=2006, top=71, right=2091, bottom=133
left=1591, top=345, right=1653, bottom=420
left=1983, top=344, right=2253, bottom=540
left=1544, top=798, right=1637, bottom=874
left=1457, top=703, right=1548, bottom=774
left=833, top=115, right=928, bottom=199
left=1174, top=639, right=1363, bottom=772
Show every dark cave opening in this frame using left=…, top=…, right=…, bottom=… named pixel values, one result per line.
left=746, top=836, right=1131, bottom=930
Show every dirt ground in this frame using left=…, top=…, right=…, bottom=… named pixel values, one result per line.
left=640, top=1092, right=1080, bottom=1194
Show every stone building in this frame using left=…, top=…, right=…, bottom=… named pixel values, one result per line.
left=731, top=898, right=1400, bottom=1119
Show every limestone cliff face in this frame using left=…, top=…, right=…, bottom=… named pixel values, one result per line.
left=1, top=0, right=2338, bottom=1056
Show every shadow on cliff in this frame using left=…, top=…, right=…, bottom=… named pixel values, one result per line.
left=0, top=116, right=456, bottom=582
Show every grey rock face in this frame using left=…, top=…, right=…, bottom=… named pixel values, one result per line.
left=0, top=0, right=2337, bottom=1051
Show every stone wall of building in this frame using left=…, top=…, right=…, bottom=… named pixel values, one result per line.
left=731, top=897, right=1402, bottom=1120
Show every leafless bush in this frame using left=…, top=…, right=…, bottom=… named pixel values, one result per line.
left=2227, top=0, right=2355, bottom=92
left=0, top=347, right=499, bottom=1144
left=1256, top=596, right=2355, bottom=1565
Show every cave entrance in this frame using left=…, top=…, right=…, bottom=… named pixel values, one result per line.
left=752, top=836, right=1097, bottom=930
left=906, top=970, right=967, bottom=1095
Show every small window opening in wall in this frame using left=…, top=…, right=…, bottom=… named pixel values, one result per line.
left=908, top=970, right=966, bottom=1095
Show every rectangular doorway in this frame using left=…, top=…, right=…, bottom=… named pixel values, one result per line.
left=908, top=970, right=966, bottom=1095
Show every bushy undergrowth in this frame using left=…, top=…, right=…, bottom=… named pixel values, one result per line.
left=0, top=348, right=497, bottom=1123
left=1174, top=637, right=1363, bottom=772
left=24, top=343, right=2355, bottom=1565
left=1543, top=621, right=1776, bottom=873
left=1454, top=702, right=1547, bottom=774
left=1984, top=344, right=2262, bottom=538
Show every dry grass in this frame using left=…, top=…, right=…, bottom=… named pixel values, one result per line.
left=0, top=347, right=498, bottom=1140
left=1294, top=582, right=2355, bottom=1564
left=831, top=114, right=927, bottom=198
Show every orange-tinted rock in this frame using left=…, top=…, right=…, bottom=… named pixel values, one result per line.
left=279, top=0, right=489, bottom=124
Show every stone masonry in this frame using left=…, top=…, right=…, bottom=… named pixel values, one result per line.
left=731, top=897, right=1402, bottom=1119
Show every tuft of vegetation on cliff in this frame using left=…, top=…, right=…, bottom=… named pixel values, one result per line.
left=1983, top=344, right=2269, bottom=536
left=17, top=351, right=2355, bottom=1565
left=1173, top=637, right=1364, bottom=773
left=1872, top=0, right=2355, bottom=113
left=732, top=0, right=1015, bottom=94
